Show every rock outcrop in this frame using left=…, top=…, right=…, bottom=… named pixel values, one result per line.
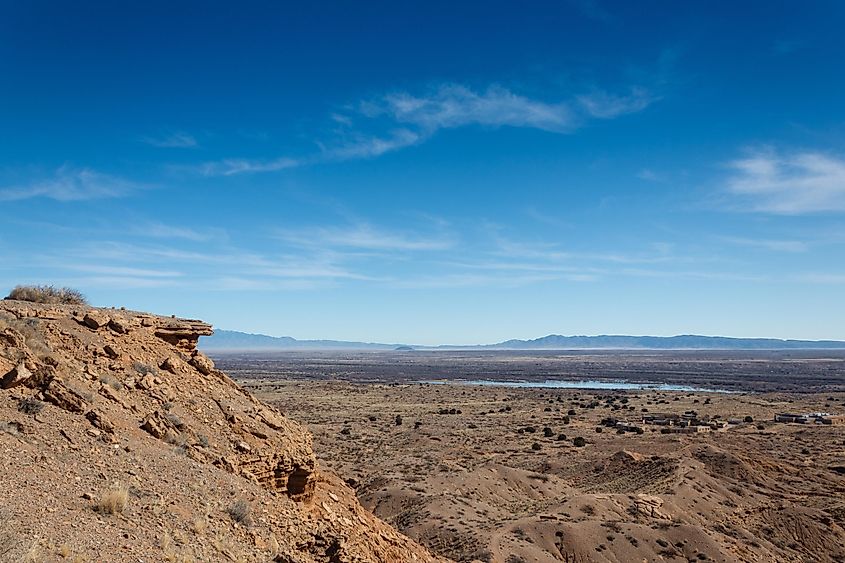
left=0, top=299, right=442, bottom=562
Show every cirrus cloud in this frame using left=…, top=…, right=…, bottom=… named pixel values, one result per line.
left=725, top=148, right=845, bottom=214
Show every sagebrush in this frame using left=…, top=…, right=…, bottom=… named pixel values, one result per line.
left=5, top=285, right=87, bottom=305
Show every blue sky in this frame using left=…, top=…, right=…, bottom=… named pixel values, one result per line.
left=2, top=1, right=845, bottom=344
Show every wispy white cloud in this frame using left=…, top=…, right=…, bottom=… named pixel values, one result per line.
left=793, top=273, right=845, bottom=284
left=636, top=168, right=665, bottom=182
left=276, top=223, right=454, bottom=252
left=0, top=241, right=356, bottom=294
left=577, top=87, right=657, bottom=119
left=327, top=129, right=422, bottom=160
left=719, top=236, right=808, bottom=253
left=141, top=131, right=198, bottom=148
left=201, top=81, right=657, bottom=173
left=338, top=82, right=657, bottom=159
left=0, top=166, right=146, bottom=201
left=366, top=84, right=579, bottom=134
left=724, top=148, right=845, bottom=214
left=52, top=275, right=181, bottom=289
left=620, top=267, right=766, bottom=282
left=197, top=156, right=300, bottom=176
left=490, top=236, right=675, bottom=265
left=389, top=272, right=572, bottom=289
left=63, top=264, right=184, bottom=278
left=133, top=222, right=225, bottom=242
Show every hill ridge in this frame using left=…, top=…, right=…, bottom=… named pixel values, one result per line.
left=0, top=299, right=441, bottom=562
left=201, top=329, right=845, bottom=351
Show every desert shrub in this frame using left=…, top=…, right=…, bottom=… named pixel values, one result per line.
left=95, top=484, right=129, bottom=514
left=227, top=499, right=251, bottom=525
left=5, top=285, right=87, bottom=305
left=0, top=422, right=21, bottom=436
left=165, top=412, right=185, bottom=429
left=98, top=373, right=123, bottom=391
left=573, top=436, right=587, bottom=447
left=744, top=415, right=753, bottom=423
left=8, top=318, right=52, bottom=358
left=165, top=431, right=189, bottom=450
left=133, top=362, right=157, bottom=376
left=18, top=397, right=45, bottom=415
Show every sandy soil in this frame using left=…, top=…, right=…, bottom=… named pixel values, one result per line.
left=243, top=376, right=845, bottom=562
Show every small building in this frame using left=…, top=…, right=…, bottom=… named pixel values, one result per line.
left=661, top=426, right=711, bottom=434
left=817, top=414, right=845, bottom=425
left=774, top=413, right=809, bottom=424
left=643, top=414, right=680, bottom=426
left=615, top=422, right=643, bottom=433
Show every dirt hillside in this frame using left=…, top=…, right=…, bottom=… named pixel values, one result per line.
left=0, top=299, right=443, bottom=562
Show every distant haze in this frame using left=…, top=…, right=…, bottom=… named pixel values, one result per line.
left=200, top=330, right=845, bottom=351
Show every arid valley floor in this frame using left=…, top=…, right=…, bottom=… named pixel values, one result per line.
left=218, top=350, right=845, bottom=563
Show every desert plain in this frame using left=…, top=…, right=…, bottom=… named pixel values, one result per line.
left=221, top=350, right=845, bottom=563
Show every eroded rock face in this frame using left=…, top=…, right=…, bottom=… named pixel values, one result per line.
left=0, top=299, right=317, bottom=501
left=153, top=318, right=214, bottom=351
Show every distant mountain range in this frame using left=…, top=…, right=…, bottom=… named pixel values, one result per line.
left=199, top=330, right=845, bottom=351
left=199, top=330, right=398, bottom=350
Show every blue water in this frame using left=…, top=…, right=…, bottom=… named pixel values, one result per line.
left=420, top=379, right=736, bottom=393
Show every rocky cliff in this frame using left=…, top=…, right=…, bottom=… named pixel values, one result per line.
left=0, top=299, right=442, bottom=562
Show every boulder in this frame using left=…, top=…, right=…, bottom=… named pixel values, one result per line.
left=85, top=409, right=115, bottom=434
left=43, top=378, right=88, bottom=413
left=1, top=362, right=32, bottom=389
left=161, top=355, right=189, bottom=375
left=82, top=311, right=110, bottom=330
left=189, top=350, right=215, bottom=375
left=0, top=327, right=26, bottom=348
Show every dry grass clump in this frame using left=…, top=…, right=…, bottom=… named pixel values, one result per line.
left=95, top=484, right=129, bottom=515
left=226, top=499, right=251, bottom=525
left=5, top=285, right=87, bottom=305
left=98, top=373, right=124, bottom=391
left=0, top=422, right=22, bottom=436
